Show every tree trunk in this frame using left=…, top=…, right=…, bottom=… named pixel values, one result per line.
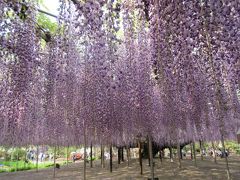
left=148, top=136, right=154, bottom=180
left=193, top=142, right=197, bottom=167
left=177, top=143, right=182, bottom=168
left=139, top=142, right=143, bottom=175
left=90, top=143, right=93, bottom=168
left=110, top=144, right=113, bottom=173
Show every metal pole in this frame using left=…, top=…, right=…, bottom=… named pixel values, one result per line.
left=199, top=140, right=203, bottom=161
left=66, top=145, right=69, bottom=167
left=110, top=144, right=113, bottom=173
left=147, top=138, right=150, bottom=166
left=221, top=135, right=231, bottom=180
left=37, top=8, right=58, bottom=18
left=121, top=147, right=124, bottom=162
left=211, top=141, right=217, bottom=164
left=90, top=143, right=93, bottom=168
left=159, top=149, right=163, bottom=164
left=190, top=143, right=193, bottom=160
left=24, top=147, right=27, bottom=169
left=36, top=145, right=39, bottom=172
left=16, top=148, right=19, bottom=172
left=139, top=142, right=143, bottom=175
left=169, top=146, right=173, bottom=162
left=118, top=147, right=121, bottom=165
left=83, top=127, right=87, bottom=180
left=148, top=136, right=154, bottom=180
left=193, top=142, right=197, bottom=167
left=127, top=146, right=130, bottom=167
left=177, top=142, right=181, bottom=168
left=53, top=146, right=56, bottom=178
left=101, top=144, right=105, bottom=168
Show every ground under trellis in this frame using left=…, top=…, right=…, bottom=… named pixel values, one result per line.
left=0, top=156, right=239, bottom=180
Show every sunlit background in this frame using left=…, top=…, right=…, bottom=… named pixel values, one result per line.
left=40, top=0, right=59, bottom=18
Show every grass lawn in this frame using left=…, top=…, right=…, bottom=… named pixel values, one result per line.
left=0, top=160, right=68, bottom=173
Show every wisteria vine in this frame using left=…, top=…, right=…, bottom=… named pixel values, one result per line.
left=0, top=0, right=239, bottom=148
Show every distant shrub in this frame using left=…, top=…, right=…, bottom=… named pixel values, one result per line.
left=0, top=150, right=5, bottom=158
left=225, top=141, right=240, bottom=154
left=12, top=149, right=26, bottom=161
left=0, top=149, right=11, bottom=161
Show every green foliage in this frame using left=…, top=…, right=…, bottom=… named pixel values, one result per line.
left=36, top=0, right=44, bottom=5
left=0, top=160, right=67, bottom=173
left=11, top=149, right=26, bottom=161
left=3, top=153, right=11, bottom=161
left=47, top=146, right=78, bottom=159
left=0, top=148, right=27, bottom=161
left=0, top=149, right=5, bottom=159
left=18, top=4, right=28, bottom=20
left=225, top=141, right=240, bottom=154
left=37, top=13, right=58, bottom=33
left=88, top=156, right=98, bottom=161
left=55, top=146, right=67, bottom=157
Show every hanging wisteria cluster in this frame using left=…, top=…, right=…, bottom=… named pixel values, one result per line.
left=0, top=0, right=239, bottom=148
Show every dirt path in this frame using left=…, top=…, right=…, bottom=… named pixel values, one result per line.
left=0, top=156, right=239, bottom=180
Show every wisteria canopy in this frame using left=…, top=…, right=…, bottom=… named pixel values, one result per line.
left=0, top=0, right=239, bottom=148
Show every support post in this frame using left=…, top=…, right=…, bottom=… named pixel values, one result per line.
left=148, top=136, right=154, bottom=180
left=118, top=147, right=121, bottom=164
left=211, top=141, right=217, bottom=164
left=147, top=138, right=150, bottom=166
left=66, top=145, right=69, bottom=167
left=121, top=147, right=124, bottom=162
left=16, top=148, right=19, bottom=172
left=199, top=140, right=203, bottom=160
left=180, top=146, right=183, bottom=160
left=110, top=144, right=113, bottom=173
left=169, top=146, right=173, bottom=162
left=83, top=128, right=87, bottom=180
left=24, top=147, right=27, bottom=169
left=53, top=146, right=56, bottom=178
left=221, top=135, right=231, bottom=179
left=177, top=143, right=182, bottom=168
left=190, top=143, right=193, bottom=160
left=90, top=143, right=93, bottom=168
left=127, top=146, right=130, bottom=167
left=101, top=144, right=105, bottom=168
left=139, top=142, right=143, bottom=175
left=159, top=149, right=163, bottom=164
left=193, top=142, right=197, bottom=167
left=36, top=145, right=39, bottom=172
